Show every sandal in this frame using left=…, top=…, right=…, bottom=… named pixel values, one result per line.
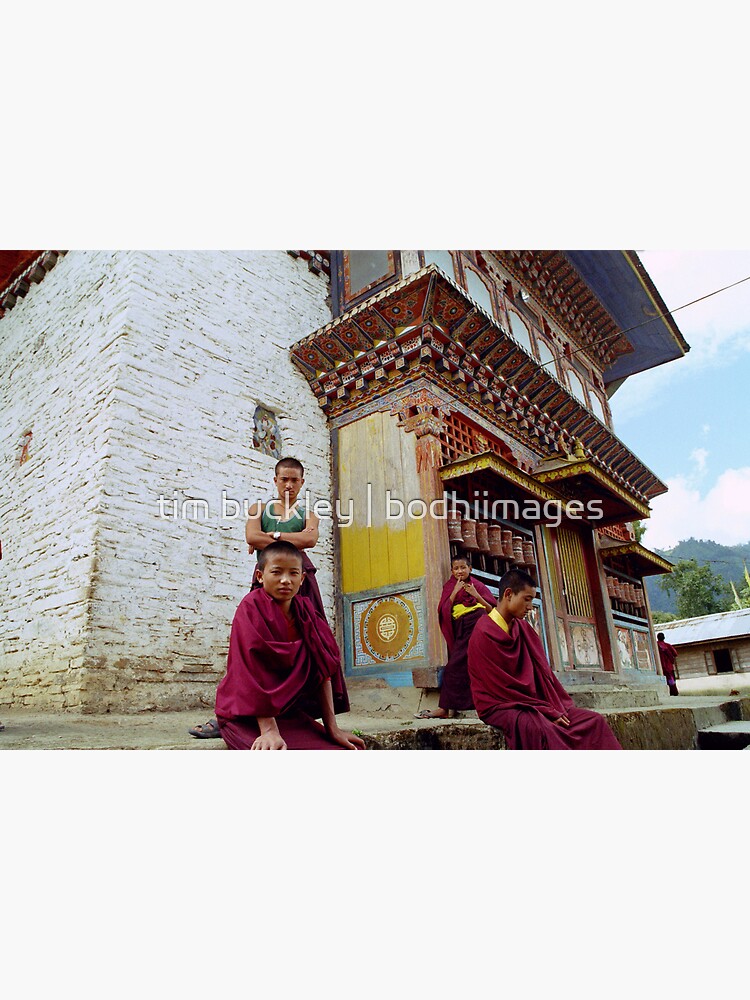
left=413, top=709, right=448, bottom=719
left=188, top=718, right=221, bottom=739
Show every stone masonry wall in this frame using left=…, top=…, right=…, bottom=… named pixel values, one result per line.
left=1, top=251, right=334, bottom=712
left=0, top=252, right=131, bottom=709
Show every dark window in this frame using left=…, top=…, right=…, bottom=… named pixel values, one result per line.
left=713, top=648, right=734, bottom=673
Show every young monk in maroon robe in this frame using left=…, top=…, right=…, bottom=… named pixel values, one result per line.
left=467, top=569, right=622, bottom=750
left=215, top=541, right=366, bottom=750
left=190, top=457, right=324, bottom=739
left=415, top=555, right=495, bottom=719
left=656, top=632, right=679, bottom=696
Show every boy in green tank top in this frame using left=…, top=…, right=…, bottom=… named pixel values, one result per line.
left=247, top=457, right=319, bottom=556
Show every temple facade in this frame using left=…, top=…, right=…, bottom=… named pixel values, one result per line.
left=0, top=250, right=687, bottom=712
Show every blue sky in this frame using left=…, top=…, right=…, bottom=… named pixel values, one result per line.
left=609, top=251, right=750, bottom=550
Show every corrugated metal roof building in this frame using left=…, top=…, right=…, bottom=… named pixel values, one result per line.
left=659, top=609, right=750, bottom=678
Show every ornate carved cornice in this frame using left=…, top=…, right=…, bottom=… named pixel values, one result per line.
left=0, top=251, right=67, bottom=318
left=287, top=250, right=331, bottom=279
left=290, top=264, right=665, bottom=503
left=534, top=458, right=651, bottom=522
left=599, top=541, right=674, bottom=576
left=438, top=451, right=564, bottom=506
left=489, top=250, right=633, bottom=369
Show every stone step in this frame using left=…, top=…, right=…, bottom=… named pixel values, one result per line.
left=363, top=696, right=750, bottom=750
left=363, top=721, right=506, bottom=750
left=697, top=721, right=750, bottom=751
left=569, top=687, right=663, bottom=710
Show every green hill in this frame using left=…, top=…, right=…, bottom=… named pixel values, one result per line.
left=643, top=537, right=750, bottom=615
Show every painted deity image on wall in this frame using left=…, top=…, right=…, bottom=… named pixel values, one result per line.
left=251, top=405, right=282, bottom=459
left=18, top=430, right=32, bottom=466
left=616, top=627, right=636, bottom=671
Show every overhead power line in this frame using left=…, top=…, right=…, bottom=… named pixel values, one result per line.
left=538, top=272, right=750, bottom=372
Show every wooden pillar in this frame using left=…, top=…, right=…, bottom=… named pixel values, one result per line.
left=589, top=529, right=619, bottom=672
left=392, top=389, right=452, bottom=686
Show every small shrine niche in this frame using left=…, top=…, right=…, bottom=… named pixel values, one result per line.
left=251, top=406, right=282, bottom=459
left=18, top=430, right=33, bottom=466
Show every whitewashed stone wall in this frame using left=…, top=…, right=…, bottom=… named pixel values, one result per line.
left=1, top=252, right=131, bottom=708
left=0, top=251, right=333, bottom=712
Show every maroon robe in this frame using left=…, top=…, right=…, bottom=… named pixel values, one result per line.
left=437, top=576, right=496, bottom=712
left=657, top=640, right=677, bottom=679
left=438, top=575, right=496, bottom=652
left=467, top=614, right=622, bottom=750
left=216, top=587, right=350, bottom=750
left=657, top=639, right=679, bottom=693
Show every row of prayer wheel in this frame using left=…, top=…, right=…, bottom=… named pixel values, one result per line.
left=448, top=514, right=535, bottom=565
left=605, top=574, right=645, bottom=613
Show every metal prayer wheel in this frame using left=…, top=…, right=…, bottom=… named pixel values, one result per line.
left=512, top=537, right=524, bottom=563
left=488, top=525, right=504, bottom=557
left=461, top=518, right=479, bottom=550
left=606, top=576, right=616, bottom=598
left=447, top=512, right=463, bottom=542
left=522, top=540, right=535, bottom=565
left=475, top=522, right=490, bottom=553
left=501, top=529, right=514, bottom=560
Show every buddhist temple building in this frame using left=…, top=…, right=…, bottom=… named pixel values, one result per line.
left=0, top=250, right=688, bottom=712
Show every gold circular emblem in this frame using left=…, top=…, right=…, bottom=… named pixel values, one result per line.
left=377, top=614, right=398, bottom=642
left=361, top=596, right=417, bottom=661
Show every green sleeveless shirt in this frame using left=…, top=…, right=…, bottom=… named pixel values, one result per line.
left=261, top=499, right=306, bottom=534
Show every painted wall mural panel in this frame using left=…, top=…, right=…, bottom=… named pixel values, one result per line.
left=556, top=619, right=570, bottom=669
left=570, top=622, right=602, bottom=668
left=633, top=629, right=653, bottom=670
left=615, top=626, right=636, bottom=671
left=349, top=587, right=426, bottom=670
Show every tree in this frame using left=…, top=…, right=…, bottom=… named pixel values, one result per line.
left=631, top=520, right=647, bottom=543
left=730, top=562, right=750, bottom=610
left=652, top=611, right=678, bottom=625
left=659, top=559, right=733, bottom=619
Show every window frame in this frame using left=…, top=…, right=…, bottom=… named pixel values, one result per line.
left=457, top=256, right=499, bottom=320
left=505, top=305, right=536, bottom=358
left=419, top=250, right=458, bottom=282
left=331, top=251, right=401, bottom=316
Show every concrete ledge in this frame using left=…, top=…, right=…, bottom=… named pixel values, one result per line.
left=363, top=723, right=506, bottom=750
left=570, top=687, right=663, bottom=710
left=2, top=695, right=748, bottom=750
left=697, top=721, right=750, bottom=750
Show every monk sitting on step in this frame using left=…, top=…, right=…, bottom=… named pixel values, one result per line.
left=467, top=569, right=622, bottom=750
left=215, top=541, right=365, bottom=751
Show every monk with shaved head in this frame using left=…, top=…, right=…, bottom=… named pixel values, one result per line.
left=468, top=569, right=622, bottom=750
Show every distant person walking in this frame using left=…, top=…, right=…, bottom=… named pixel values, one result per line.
left=657, top=632, right=679, bottom=696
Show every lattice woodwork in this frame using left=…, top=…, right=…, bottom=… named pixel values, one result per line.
left=557, top=527, right=593, bottom=618
left=440, top=411, right=519, bottom=467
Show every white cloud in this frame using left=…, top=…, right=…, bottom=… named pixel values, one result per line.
left=690, top=448, right=709, bottom=475
left=639, top=251, right=750, bottom=350
left=641, top=467, right=750, bottom=549
left=610, top=251, right=750, bottom=425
